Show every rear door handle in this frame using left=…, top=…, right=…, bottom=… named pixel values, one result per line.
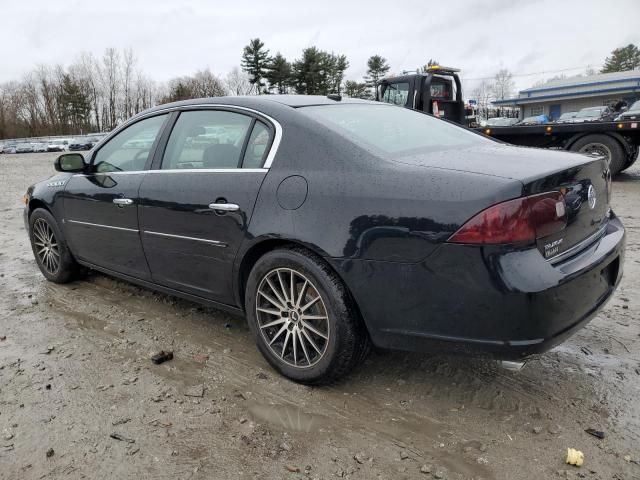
left=209, top=203, right=240, bottom=212
left=113, top=198, right=134, bottom=206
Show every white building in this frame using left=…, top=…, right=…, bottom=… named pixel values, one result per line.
left=493, top=70, right=640, bottom=120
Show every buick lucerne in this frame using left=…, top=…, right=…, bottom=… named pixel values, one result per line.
left=24, top=95, right=625, bottom=383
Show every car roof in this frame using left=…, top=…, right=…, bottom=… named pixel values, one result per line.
left=144, top=94, right=377, bottom=114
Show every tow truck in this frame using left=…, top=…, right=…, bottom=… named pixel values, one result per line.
left=379, top=65, right=640, bottom=175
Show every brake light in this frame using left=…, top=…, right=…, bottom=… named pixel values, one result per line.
left=448, top=192, right=567, bottom=245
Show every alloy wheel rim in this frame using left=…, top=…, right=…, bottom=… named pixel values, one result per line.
left=33, top=218, right=60, bottom=275
left=256, top=267, right=330, bottom=369
left=579, top=143, right=612, bottom=162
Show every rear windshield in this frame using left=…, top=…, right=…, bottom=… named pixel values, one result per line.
left=300, top=104, right=486, bottom=155
left=576, top=107, right=603, bottom=118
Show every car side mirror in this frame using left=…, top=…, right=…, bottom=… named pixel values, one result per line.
left=54, top=153, right=86, bottom=173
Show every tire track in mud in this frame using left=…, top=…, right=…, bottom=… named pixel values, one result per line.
left=34, top=275, right=496, bottom=479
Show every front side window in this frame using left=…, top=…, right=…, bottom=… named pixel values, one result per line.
left=161, top=110, right=253, bottom=170
left=381, top=83, right=410, bottom=106
left=92, top=114, right=167, bottom=173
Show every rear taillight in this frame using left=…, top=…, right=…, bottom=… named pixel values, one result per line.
left=448, top=192, right=567, bottom=245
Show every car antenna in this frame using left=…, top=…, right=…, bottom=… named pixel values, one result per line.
left=327, top=93, right=342, bottom=101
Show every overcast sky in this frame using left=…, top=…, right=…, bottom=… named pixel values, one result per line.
left=2, top=0, right=639, bottom=95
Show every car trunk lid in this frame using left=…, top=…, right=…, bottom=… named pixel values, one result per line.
left=394, top=144, right=611, bottom=257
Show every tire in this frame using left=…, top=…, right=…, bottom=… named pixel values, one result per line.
left=619, top=148, right=638, bottom=173
left=569, top=134, right=626, bottom=176
left=29, top=208, right=79, bottom=283
left=245, top=247, right=369, bottom=384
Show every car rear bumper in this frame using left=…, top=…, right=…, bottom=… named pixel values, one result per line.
left=333, top=215, right=625, bottom=359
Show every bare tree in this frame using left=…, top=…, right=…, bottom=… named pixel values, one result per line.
left=102, top=48, right=120, bottom=130
left=121, top=48, right=137, bottom=119
left=471, top=80, right=494, bottom=119
left=225, top=67, right=253, bottom=95
left=491, top=69, right=515, bottom=101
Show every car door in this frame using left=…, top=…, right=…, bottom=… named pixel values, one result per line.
left=139, top=108, right=275, bottom=304
left=63, top=113, right=170, bottom=279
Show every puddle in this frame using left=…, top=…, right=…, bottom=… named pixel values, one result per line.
left=247, top=402, right=328, bottom=432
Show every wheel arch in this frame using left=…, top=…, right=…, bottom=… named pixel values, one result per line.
left=234, top=238, right=369, bottom=333
left=28, top=198, right=51, bottom=217
left=235, top=238, right=330, bottom=308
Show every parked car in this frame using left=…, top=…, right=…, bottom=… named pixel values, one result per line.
left=23, top=96, right=625, bottom=384
left=16, top=143, right=34, bottom=153
left=485, top=117, right=518, bottom=127
left=554, top=111, right=577, bottom=123
left=68, top=138, right=96, bottom=151
left=517, top=114, right=550, bottom=125
left=32, top=142, right=48, bottom=153
left=1, top=143, right=17, bottom=154
left=615, top=100, right=640, bottom=121
left=570, top=106, right=615, bottom=123
left=47, top=140, right=67, bottom=152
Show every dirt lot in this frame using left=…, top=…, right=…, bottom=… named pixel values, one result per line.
left=0, top=152, right=638, bottom=480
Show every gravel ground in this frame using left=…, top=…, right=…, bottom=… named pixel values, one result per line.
left=0, top=152, right=638, bottom=480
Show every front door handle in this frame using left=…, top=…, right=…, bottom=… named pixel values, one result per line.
left=209, top=203, right=240, bottom=212
left=113, top=198, right=134, bottom=206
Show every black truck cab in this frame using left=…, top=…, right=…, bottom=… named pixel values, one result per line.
left=379, top=65, right=466, bottom=125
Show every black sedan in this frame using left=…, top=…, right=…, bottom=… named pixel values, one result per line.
left=68, top=138, right=97, bottom=151
left=23, top=95, right=625, bottom=384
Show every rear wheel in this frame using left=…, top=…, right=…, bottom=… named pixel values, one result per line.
left=29, top=208, right=79, bottom=283
left=245, top=247, right=369, bottom=384
left=570, top=134, right=626, bottom=175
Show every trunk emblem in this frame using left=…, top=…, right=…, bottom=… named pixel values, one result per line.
left=587, top=185, right=596, bottom=209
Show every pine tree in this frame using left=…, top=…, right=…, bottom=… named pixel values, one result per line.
left=292, top=47, right=326, bottom=95
left=241, top=38, right=271, bottom=94
left=327, top=54, right=349, bottom=94
left=265, top=53, right=292, bottom=94
left=292, top=48, right=350, bottom=95
left=58, top=74, right=90, bottom=133
left=343, top=80, right=370, bottom=99
left=363, top=55, right=390, bottom=99
left=601, top=44, right=640, bottom=73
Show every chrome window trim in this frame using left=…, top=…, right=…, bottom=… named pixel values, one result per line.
left=111, top=103, right=282, bottom=170
left=143, top=230, right=227, bottom=248
left=75, top=169, right=268, bottom=176
left=148, top=168, right=267, bottom=174
left=67, top=219, right=138, bottom=233
left=547, top=225, right=607, bottom=264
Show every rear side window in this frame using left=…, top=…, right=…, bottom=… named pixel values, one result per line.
left=162, top=110, right=252, bottom=170
left=301, top=104, right=486, bottom=155
left=242, top=121, right=271, bottom=168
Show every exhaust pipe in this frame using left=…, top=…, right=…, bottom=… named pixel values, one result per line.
left=498, top=360, right=526, bottom=371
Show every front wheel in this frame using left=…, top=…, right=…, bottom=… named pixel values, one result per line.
left=245, top=247, right=369, bottom=384
left=29, top=208, right=79, bottom=283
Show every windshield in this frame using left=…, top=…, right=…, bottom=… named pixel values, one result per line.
left=486, top=117, right=513, bottom=126
left=558, top=112, right=576, bottom=119
left=628, top=100, right=640, bottom=111
left=575, top=107, right=603, bottom=118
left=301, top=104, right=486, bottom=155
